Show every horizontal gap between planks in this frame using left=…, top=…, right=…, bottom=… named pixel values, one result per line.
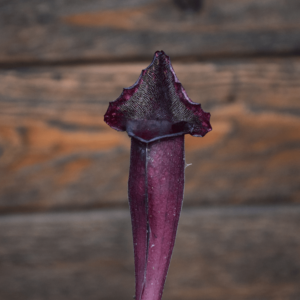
left=0, top=203, right=299, bottom=217
left=1, top=51, right=300, bottom=69
left=1, top=204, right=300, bottom=222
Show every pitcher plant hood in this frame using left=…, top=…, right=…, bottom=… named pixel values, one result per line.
left=104, top=50, right=211, bottom=142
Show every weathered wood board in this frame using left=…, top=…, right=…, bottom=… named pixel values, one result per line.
left=1, top=2, right=299, bottom=300
left=0, top=206, right=300, bottom=300
left=1, top=0, right=300, bottom=63
left=0, top=60, right=299, bottom=212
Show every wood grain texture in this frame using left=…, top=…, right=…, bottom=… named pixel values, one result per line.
left=1, top=0, right=300, bottom=63
left=0, top=206, right=300, bottom=300
left=0, top=60, right=300, bottom=212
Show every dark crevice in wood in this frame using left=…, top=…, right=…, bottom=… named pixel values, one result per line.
left=173, top=0, right=203, bottom=12
left=47, top=120, right=105, bottom=132
left=0, top=202, right=129, bottom=216
left=0, top=204, right=300, bottom=219
left=1, top=51, right=300, bottom=69
left=0, top=201, right=299, bottom=216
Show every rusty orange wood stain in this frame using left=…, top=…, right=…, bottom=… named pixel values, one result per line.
left=63, top=6, right=154, bottom=30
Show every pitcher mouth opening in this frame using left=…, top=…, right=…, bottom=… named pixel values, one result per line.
left=126, top=119, right=193, bottom=143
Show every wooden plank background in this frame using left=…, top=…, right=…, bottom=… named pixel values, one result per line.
left=0, top=0, right=300, bottom=299
left=1, top=0, right=300, bottom=64
left=1, top=61, right=300, bottom=212
left=1, top=206, right=300, bottom=300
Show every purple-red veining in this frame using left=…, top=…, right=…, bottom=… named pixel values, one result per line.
left=104, top=51, right=211, bottom=300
